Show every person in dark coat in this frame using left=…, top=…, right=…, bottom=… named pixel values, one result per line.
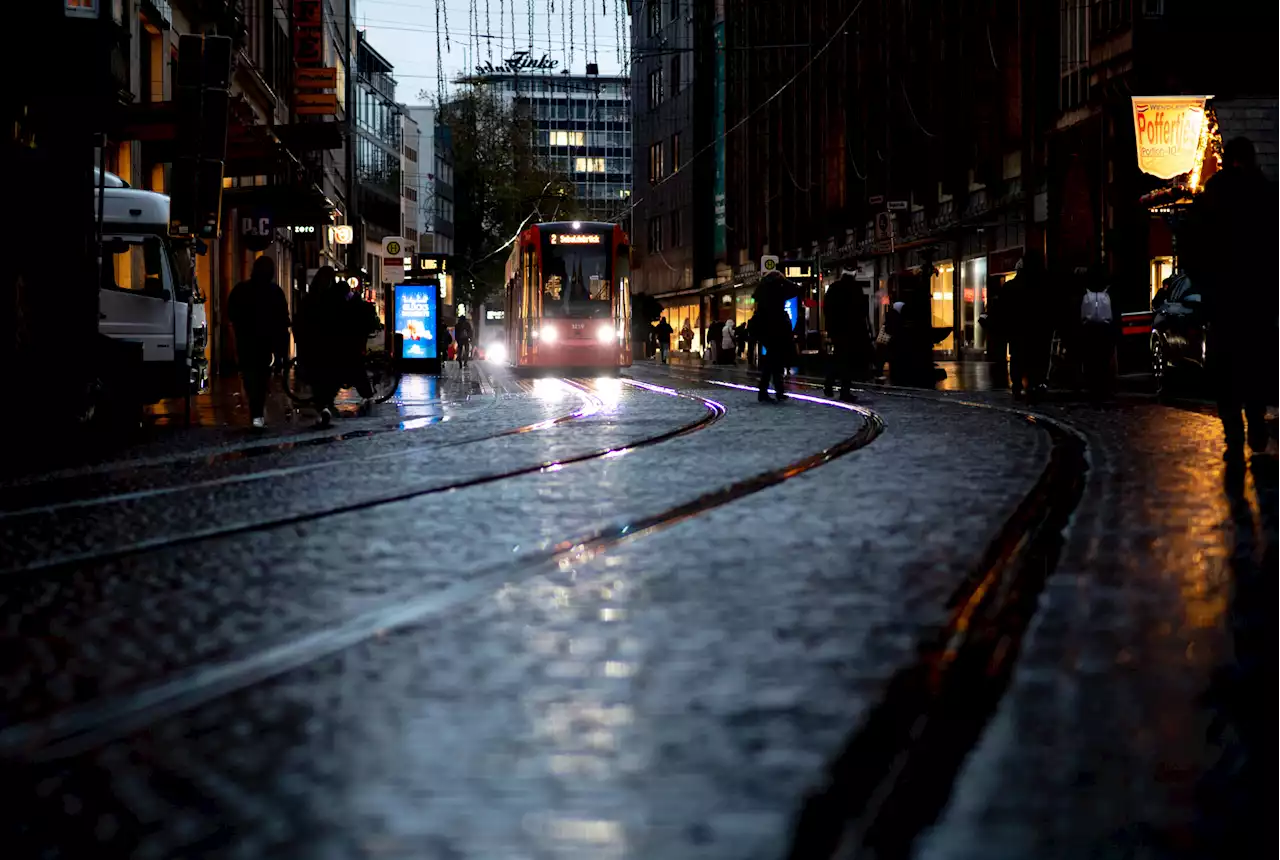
left=823, top=274, right=872, bottom=401
left=1183, top=136, right=1279, bottom=461
left=295, top=266, right=378, bottom=426
left=653, top=317, right=674, bottom=363
left=752, top=273, right=798, bottom=402
left=1004, top=252, right=1050, bottom=398
left=228, top=256, right=290, bottom=428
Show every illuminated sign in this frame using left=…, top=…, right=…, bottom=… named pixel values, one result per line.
left=293, top=1, right=337, bottom=117
left=1132, top=96, right=1210, bottom=180
left=329, top=225, right=353, bottom=244
left=784, top=265, right=812, bottom=278
left=347, top=276, right=360, bottom=289
left=292, top=225, right=316, bottom=234
left=396, top=283, right=438, bottom=359
left=784, top=296, right=799, bottom=330
left=486, top=310, right=505, bottom=320
left=474, top=51, right=559, bottom=75
left=549, top=233, right=603, bottom=245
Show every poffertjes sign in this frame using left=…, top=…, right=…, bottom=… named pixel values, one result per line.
left=1132, top=96, right=1209, bottom=180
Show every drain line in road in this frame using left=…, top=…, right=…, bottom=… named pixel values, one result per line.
left=0, top=386, right=880, bottom=762
left=781, top=406, right=1088, bottom=860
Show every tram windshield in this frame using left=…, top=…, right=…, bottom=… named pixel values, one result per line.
left=541, top=232, right=612, bottom=318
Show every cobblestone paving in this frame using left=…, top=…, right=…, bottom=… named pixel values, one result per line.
left=1, top=370, right=1050, bottom=859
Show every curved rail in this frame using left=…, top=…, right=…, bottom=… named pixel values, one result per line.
left=2, top=378, right=725, bottom=577
left=0, top=385, right=879, bottom=761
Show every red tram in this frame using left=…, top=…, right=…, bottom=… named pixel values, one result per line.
left=504, top=221, right=632, bottom=370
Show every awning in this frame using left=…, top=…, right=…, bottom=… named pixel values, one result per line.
left=275, top=121, right=345, bottom=153
left=222, top=183, right=335, bottom=224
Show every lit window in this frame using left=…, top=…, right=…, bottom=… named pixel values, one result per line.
left=550, top=130, right=585, bottom=146
left=575, top=157, right=606, bottom=173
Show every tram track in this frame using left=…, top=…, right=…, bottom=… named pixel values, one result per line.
left=0, top=375, right=594, bottom=520
left=0, top=377, right=726, bottom=578
left=0, top=364, right=502, bottom=492
left=631, top=364, right=1092, bottom=860
left=0, top=384, right=882, bottom=762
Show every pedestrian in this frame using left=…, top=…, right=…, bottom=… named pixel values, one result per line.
left=294, top=266, right=378, bottom=427
left=752, top=272, right=797, bottom=402
left=654, top=316, right=674, bottom=364
left=1078, top=266, right=1117, bottom=400
left=679, top=318, right=694, bottom=353
left=720, top=316, right=737, bottom=365
left=1183, top=136, right=1279, bottom=462
left=708, top=318, right=725, bottom=364
left=823, top=274, right=872, bottom=401
left=1004, top=252, right=1050, bottom=399
left=455, top=314, right=474, bottom=368
left=228, top=255, right=290, bottom=429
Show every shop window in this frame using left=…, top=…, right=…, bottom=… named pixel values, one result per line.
left=931, top=262, right=955, bottom=352
left=1150, top=256, right=1174, bottom=304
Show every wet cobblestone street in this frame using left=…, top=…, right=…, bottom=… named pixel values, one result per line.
left=1, top=361, right=1272, bottom=859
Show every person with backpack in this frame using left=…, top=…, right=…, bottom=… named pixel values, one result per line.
left=454, top=314, right=474, bottom=368
left=1078, top=266, right=1117, bottom=398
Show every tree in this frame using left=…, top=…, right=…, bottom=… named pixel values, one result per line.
left=424, top=86, right=578, bottom=312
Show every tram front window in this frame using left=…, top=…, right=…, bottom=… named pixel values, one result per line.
left=542, top=236, right=611, bottom=318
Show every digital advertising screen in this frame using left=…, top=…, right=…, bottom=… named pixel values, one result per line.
left=396, top=283, right=437, bottom=359
left=784, top=296, right=799, bottom=331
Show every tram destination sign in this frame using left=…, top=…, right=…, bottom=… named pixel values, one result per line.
left=549, top=233, right=602, bottom=245
left=475, top=51, right=559, bottom=75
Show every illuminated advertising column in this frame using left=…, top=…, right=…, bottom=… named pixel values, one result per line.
left=392, top=279, right=440, bottom=374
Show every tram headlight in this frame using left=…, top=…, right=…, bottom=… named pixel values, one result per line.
left=595, top=324, right=615, bottom=344
left=539, top=324, right=559, bottom=343
left=486, top=342, right=508, bottom=364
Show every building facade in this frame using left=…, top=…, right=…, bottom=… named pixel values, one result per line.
left=632, top=0, right=1276, bottom=362
left=403, top=106, right=456, bottom=257
left=462, top=64, right=632, bottom=224
left=354, top=30, right=403, bottom=286
left=628, top=0, right=717, bottom=355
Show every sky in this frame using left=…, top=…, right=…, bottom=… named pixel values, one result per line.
left=354, top=0, right=632, bottom=102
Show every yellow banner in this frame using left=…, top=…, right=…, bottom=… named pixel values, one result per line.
left=1132, top=97, right=1208, bottom=180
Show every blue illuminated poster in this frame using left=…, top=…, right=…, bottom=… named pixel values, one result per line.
left=784, top=296, right=799, bottom=331
left=396, top=283, right=437, bottom=359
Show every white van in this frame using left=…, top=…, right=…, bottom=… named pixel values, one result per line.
left=95, top=169, right=208, bottom=406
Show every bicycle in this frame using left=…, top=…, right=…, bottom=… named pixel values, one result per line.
left=283, top=350, right=402, bottom=409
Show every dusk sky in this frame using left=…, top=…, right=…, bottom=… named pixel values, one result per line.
left=355, top=0, right=632, bottom=102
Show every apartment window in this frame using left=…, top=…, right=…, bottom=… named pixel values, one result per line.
left=1090, top=0, right=1132, bottom=36
left=648, top=69, right=664, bottom=111
left=1139, top=0, right=1164, bottom=16
left=670, top=54, right=681, bottom=95
left=405, top=146, right=418, bottom=163
left=647, top=0, right=661, bottom=37
left=669, top=0, right=681, bottom=21
left=405, top=187, right=418, bottom=202
left=1059, top=0, right=1089, bottom=110
left=550, top=130, right=585, bottom=146
left=406, top=227, right=419, bottom=242
left=672, top=133, right=681, bottom=172
left=670, top=209, right=683, bottom=247
left=648, top=216, right=663, bottom=253
left=649, top=142, right=665, bottom=184
left=575, top=157, right=606, bottom=173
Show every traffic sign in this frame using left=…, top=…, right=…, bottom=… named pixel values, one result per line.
left=760, top=255, right=779, bottom=274
left=382, top=236, right=407, bottom=258
left=383, top=258, right=405, bottom=285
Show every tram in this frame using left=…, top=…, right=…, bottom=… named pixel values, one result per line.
left=504, top=220, right=632, bottom=371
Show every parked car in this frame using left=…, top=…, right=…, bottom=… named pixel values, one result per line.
left=1150, top=273, right=1208, bottom=396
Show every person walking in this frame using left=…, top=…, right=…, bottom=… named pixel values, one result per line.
left=454, top=314, right=474, bottom=368
left=1004, top=252, right=1050, bottom=399
left=823, top=274, right=872, bottom=401
left=753, top=273, right=797, bottom=402
left=720, top=315, right=737, bottom=365
left=294, top=266, right=378, bottom=427
left=228, top=256, right=290, bottom=429
left=654, top=316, right=674, bottom=364
left=1183, top=136, right=1279, bottom=462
